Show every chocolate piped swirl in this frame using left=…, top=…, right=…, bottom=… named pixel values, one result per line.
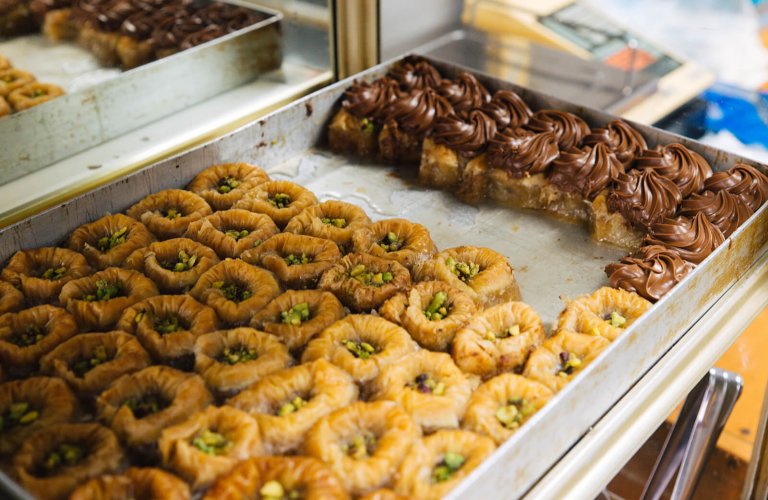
left=437, top=72, right=491, bottom=114
left=583, top=119, right=647, bottom=168
left=644, top=213, right=725, bottom=264
left=486, top=128, right=559, bottom=177
left=432, top=110, right=498, bottom=158
left=635, top=143, right=712, bottom=198
left=341, top=77, right=400, bottom=121
left=605, top=245, right=694, bottom=302
left=480, top=90, right=532, bottom=129
left=525, top=109, right=589, bottom=150
left=382, top=87, right=454, bottom=136
left=680, top=190, right=753, bottom=237
left=607, top=169, right=682, bottom=230
left=549, top=143, right=622, bottom=200
left=389, top=60, right=442, bottom=91
left=704, top=163, right=768, bottom=212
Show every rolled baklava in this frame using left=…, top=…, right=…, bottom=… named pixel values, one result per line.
left=187, top=162, right=270, bottom=211
left=124, top=238, right=220, bottom=294
left=183, top=209, right=279, bottom=259
left=68, top=213, right=156, bottom=270
left=1, top=247, right=91, bottom=305
left=126, top=189, right=213, bottom=240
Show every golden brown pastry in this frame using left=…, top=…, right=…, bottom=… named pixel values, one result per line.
left=0, top=95, right=10, bottom=117
left=359, top=489, right=410, bottom=500
left=233, top=180, right=318, bottom=228
left=0, top=377, right=78, bottom=457
left=227, top=359, right=358, bottom=455
left=96, top=366, right=213, bottom=448
left=158, top=405, right=263, bottom=490
left=317, top=253, right=411, bottom=312
left=1, top=247, right=92, bottom=305
left=241, top=233, right=341, bottom=289
left=59, top=267, right=159, bottom=331
left=40, top=331, right=151, bottom=396
left=394, top=430, right=496, bottom=499
left=304, top=401, right=420, bottom=496
left=462, top=373, right=553, bottom=445
left=194, top=328, right=292, bottom=397
left=124, top=238, right=220, bottom=294
left=126, top=189, right=213, bottom=240
left=0, top=55, right=10, bottom=70
left=523, top=331, right=610, bottom=392
left=0, top=68, right=34, bottom=97
left=0, top=305, right=79, bottom=375
left=371, top=351, right=472, bottom=432
left=70, top=467, right=191, bottom=500
left=353, top=218, right=437, bottom=271
left=68, top=213, right=156, bottom=270
left=189, top=259, right=281, bottom=326
left=452, top=301, right=546, bottom=379
left=187, top=162, right=270, bottom=211
left=202, top=456, right=348, bottom=500
left=183, top=209, right=279, bottom=258
left=13, top=423, right=124, bottom=500
left=379, top=281, right=476, bottom=352
left=301, top=314, right=417, bottom=385
left=8, top=81, right=65, bottom=111
left=0, top=280, right=24, bottom=313
left=415, top=246, right=521, bottom=307
left=284, top=200, right=372, bottom=254
left=556, top=286, right=652, bottom=341
left=250, top=289, right=345, bottom=353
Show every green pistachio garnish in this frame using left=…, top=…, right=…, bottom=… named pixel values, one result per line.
left=8, top=324, right=46, bottom=347
left=43, top=443, right=84, bottom=473
left=161, top=250, right=198, bottom=272
left=217, top=176, right=241, bottom=194
left=124, top=393, right=168, bottom=419
left=348, top=264, right=393, bottom=287
left=445, top=257, right=480, bottom=283
left=155, top=315, right=183, bottom=335
left=557, top=351, right=582, bottom=377
left=0, top=402, right=39, bottom=433
left=217, top=345, right=258, bottom=365
left=484, top=324, right=520, bottom=341
left=192, top=430, right=231, bottom=455
left=343, top=340, right=377, bottom=359
left=33, top=88, right=46, bottom=97
left=260, top=480, right=301, bottom=500
left=96, top=226, right=128, bottom=252
left=81, top=279, right=121, bottom=302
left=277, top=396, right=308, bottom=416
left=342, top=431, right=376, bottom=460
left=424, top=291, right=449, bottom=321
left=284, top=253, right=311, bottom=266
left=608, top=311, right=627, bottom=328
left=360, top=118, right=375, bottom=134
left=40, top=266, right=67, bottom=281
left=71, top=345, right=109, bottom=377
left=408, top=373, right=445, bottom=395
left=212, top=281, right=252, bottom=302
left=281, top=302, right=310, bottom=326
left=269, top=193, right=292, bottom=209
left=495, top=397, right=536, bottom=430
left=378, top=231, right=403, bottom=252
left=432, top=452, right=465, bottom=483
left=164, top=207, right=182, bottom=220
left=225, top=229, right=250, bottom=241
left=321, top=217, right=347, bottom=228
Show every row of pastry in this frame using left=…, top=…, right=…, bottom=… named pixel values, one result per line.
left=0, top=54, right=65, bottom=116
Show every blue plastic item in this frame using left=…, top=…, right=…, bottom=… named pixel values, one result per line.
left=702, top=83, right=768, bottom=148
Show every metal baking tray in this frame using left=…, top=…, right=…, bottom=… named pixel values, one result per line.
left=0, top=56, right=766, bottom=498
left=0, top=1, right=283, bottom=185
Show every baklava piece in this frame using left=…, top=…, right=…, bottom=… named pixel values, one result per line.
left=241, top=233, right=341, bottom=289
left=124, top=238, right=220, bottom=293
left=462, top=373, right=553, bottom=445
left=250, top=289, right=345, bottom=352
left=158, top=405, right=263, bottom=490
left=0, top=69, right=34, bottom=97
left=8, top=82, right=65, bottom=112
left=452, top=301, right=546, bottom=379
left=40, top=6, right=77, bottom=41
left=1, top=247, right=91, bottom=305
left=353, top=218, right=437, bottom=271
left=184, top=209, right=279, bottom=258
left=228, top=360, right=358, bottom=455
left=40, top=332, right=151, bottom=397
left=126, top=189, right=213, bottom=240
left=523, top=331, right=610, bottom=392
left=605, top=245, right=695, bottom=302
left=117, top=295, right=218, bottom=368
left=189, top=259, right=281, bottom=326
left=317, top=253, right=411, bottom=312
left=305, top=401, right=419, bottom=496
left=70, top=467, right=191, bottom=500
left=0, top=377, right=78, bottom=457
left=13, top=423, right=124, bottom=500
left=59, top=267, right=158, bottom=331
left=96, top=366, right=212, bottom=449
left=187, top=162, right=270, bottom=211
left=0, top=54, right=10, bottom=70
left=194, top=328, right=292, bottom=398
left=0, top=280, right=24, bottom=313
left=0, top=95, right=9, bottom=117
left=556, top=287, right=651, bottom=341
left=302, top=315, right=417, bottom=385
left=415, top=246, right=520, bottom=307
left=372, top=351, right=472, bottom=432
left=704, top=163, right=768, bottom=212
left=68, top=213, right=156, bottom=270
left=394, top=430, right=495, bottom=499
left=234, top=180, right=318, bottom=229
left=203, top=456, right=348, bottom=500
left=284, top=200, right=372, bottom=254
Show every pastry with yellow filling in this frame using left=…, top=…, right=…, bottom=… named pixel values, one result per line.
left=187, top=162, right=269, bottom=211
left=124, top=238, right=220, bottom=294
left=352, top=218, right=437, bottom=271
left=127, top=189, right=213, bottom=240
left=8, top=81, right=64, bottom=111
left=68, top=214, right=155, bottom=270
left=0, top=280, right=24, bottom=313
left=284, top=200, right=372, bottom=255
left=1, top=247, right=91, bottom=305
left=556, top=286, right=652, bottom=341
left=234, top=180, right=318, bottom=229
left=70, top=467, right=191, bottom=500
left=183, top=209, right=279, bottom=259
left=523, top=331, right=610, bottom=392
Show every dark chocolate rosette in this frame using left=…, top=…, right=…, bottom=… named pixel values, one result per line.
left=582, top=119, right=647, bottom=169
left=525, top=109, right=589, bottom=150
left=606, top=169, right=682, bottom=230
left=480, top=89, right=532, bottom=130
left=342, top=77, right=401, bottom=123
left=388, top=59, right=442, bottom=91
left=605, top=245, right=695, bottom=302
left=549, top=143, right=622, bottom=200
left=635, top=143, right=712, bottom=198
left=680, top=189, right=754, bottom=238
left=644, top=213, right=725, bottom=265
left=432, top=109, right=498, bottom=159
left=486, top=127, right=559, bottom=178
left=436, top=72, right=491, bottom=114
left=704, top=163, right=768, bottom=212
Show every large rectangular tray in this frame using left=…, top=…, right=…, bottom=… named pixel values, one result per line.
left=0, top=56, right=766, bottom=498
left=0, top=1, right=283, bottom=184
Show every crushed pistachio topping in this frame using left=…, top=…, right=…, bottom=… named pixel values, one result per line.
left=96, top=226, right=128, bottom=252
left=495, top=397, right=536, bottom=430
left=321, top=217, right=347, bottom=228
left=378, top=231, right=403, bottom=252
left=284, top=253, right=311, bottom=266
left=217, top=345, right=258, bottom=365
left=281, top=302, right=310, bottom=326
left=424, top=291, right=449, bottom=321
left=343, top=339, right=377, bottom=359
left=217, top=176, right=241, bottom=194
left=72, top=345, right=109, bottom=377
left=161, top=250, right=198, bottom=272
left=360, top=117, right=375, bottom=134
left=32, top=88, right=46, bottom=97
left=42, top=443, right=84, bottom=474
left=225, top=229, right=250, bottom=241
left=212, top=281, right=252, bottom=302
left=445, top=256, right=480, bottom=283
left=269, top=193, right=292, bottom=209
left=557, top=351, right=583, bottom=377
left=164, top=207, right=182, bottom=220
left=260, top=480, right=301, bottom=500
left=192, top=430, right=231, bottom=455
left=484, top=324, right=520, bottom=341
left=0, top=402, right=39, bottom=433
left=124, top=393, right=168, bottom=419
left=432, top=452, right=465, bottom=483
left=40, top=266, right=67, bottom=281
left=606, top=311, right=627, bottom=328
left=8, top=324, right=46, bottom=347
left=1, top=75, right=14, bottom=83
left=82, top=279, right=121, bottom=302
left=348, top=264, right=393, bottom=287
left=342, top=431, right=376, bottom=460
left=408, top=373, right=446, bottom=395
left=277, top=396, right=308, bottom=416
left=155, top=315, right=183, bottom=335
